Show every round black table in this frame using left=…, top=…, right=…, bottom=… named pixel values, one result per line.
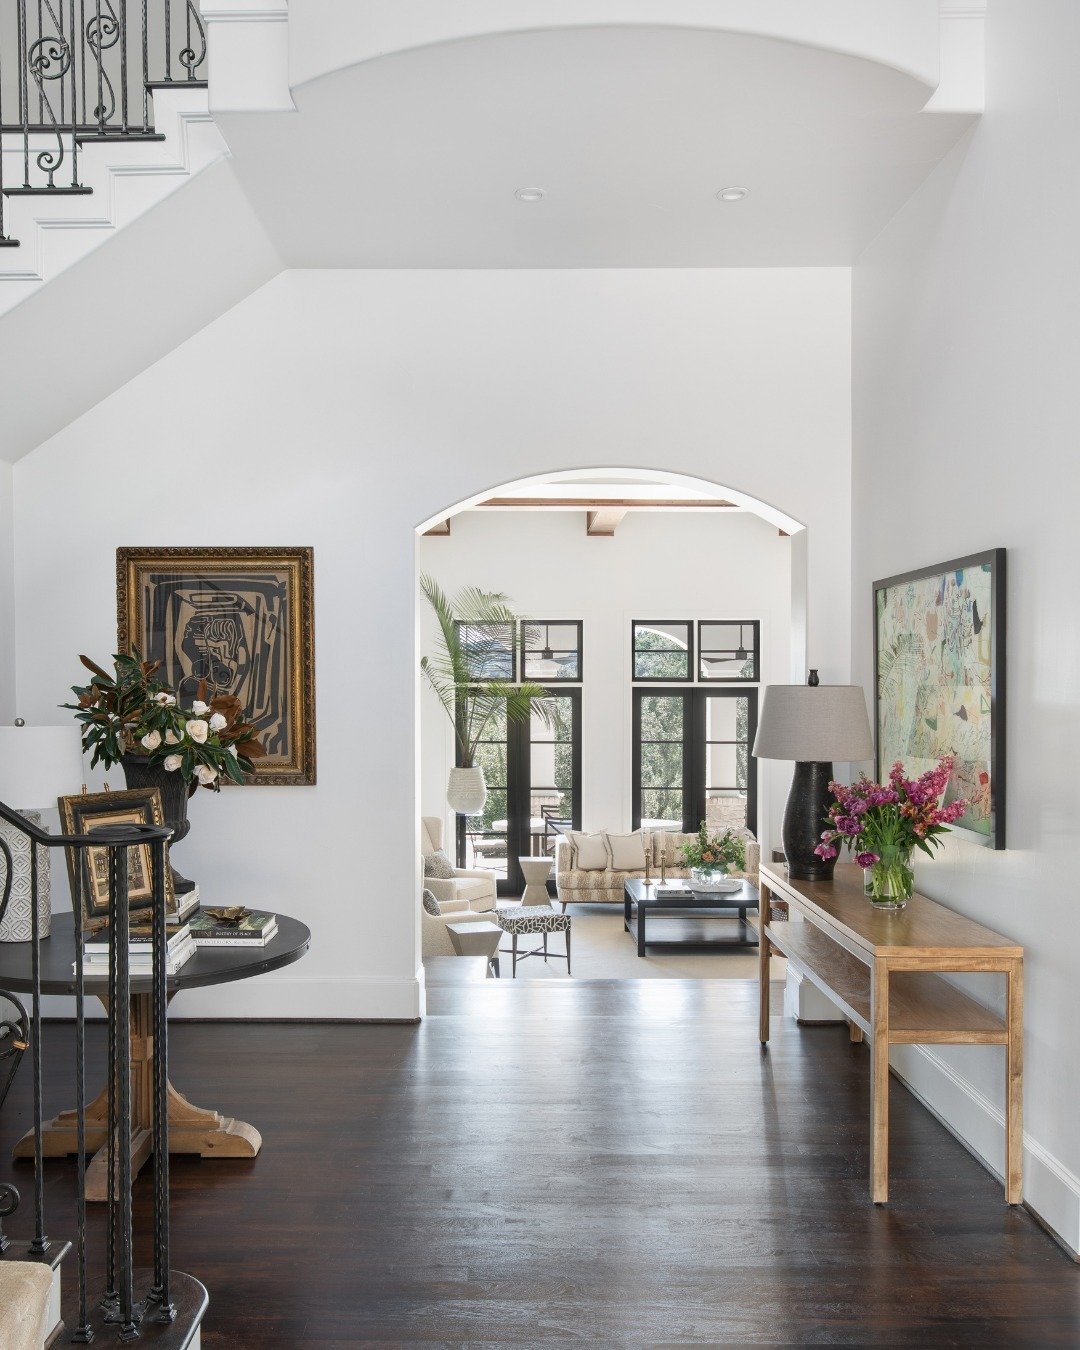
left=1, top=913, right=310, bottom=1199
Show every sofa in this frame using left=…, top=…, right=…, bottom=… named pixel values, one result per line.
left=555, top=827, right=760, bottom=910
left=421, top=816, right=498, bottom=911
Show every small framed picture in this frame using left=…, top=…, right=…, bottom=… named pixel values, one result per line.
left=58, top=788, right=174, bottom=930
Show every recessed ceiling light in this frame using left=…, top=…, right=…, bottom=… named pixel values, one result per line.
left=514, top=187, right=544, bottom=202
left=717, top=186, right=749, bottom=202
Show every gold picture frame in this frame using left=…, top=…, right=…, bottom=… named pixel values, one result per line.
left=59, top=788, right=175, bottom=930
left=117, top=546, right=316, bottom=786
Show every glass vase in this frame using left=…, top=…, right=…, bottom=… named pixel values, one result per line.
left=690, top=865, right=729, bottom=889
left=863, top=846, right=914, bottom=909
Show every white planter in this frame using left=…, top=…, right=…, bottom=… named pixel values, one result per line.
left=447, top=766, right=488, bottom=816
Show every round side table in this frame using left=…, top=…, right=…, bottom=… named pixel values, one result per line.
left=518, top=855, right=554, bottom=906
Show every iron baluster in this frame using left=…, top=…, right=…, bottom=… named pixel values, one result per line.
left=18, top=0, right=30, bottom=187
left=71, top=890, right=93, bottom=1342
left=80, top=0, right=86, bottom=126
left=0, top=1183, right=19, bottom=1254
left=29, top=841, right=48, bottom=1254
left=102, top=855, right=118, bottom=1318
left=140, top=0, right=148, bottom=130
left=148, top=836, right=175, bottom=1319
left=26, top=1, right=74, bottom=189
left=164, top=0, right=172, bottom=80
left=68, top=0, right=79, bottom=183
left=108, top=834, right=139, bottom=1339
left=37, top=0, right=44, bottom=123
left=119, top=0, right=128, bottom=130
left=180, top=0, right=205, bottom=81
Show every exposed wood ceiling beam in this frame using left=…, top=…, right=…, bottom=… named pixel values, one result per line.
left=422, top=519, right=451, bottom=536
left=586, top=507, right=628, bottom=537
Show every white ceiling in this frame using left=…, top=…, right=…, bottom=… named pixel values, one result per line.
left=221, top=24, right=975, bottom=268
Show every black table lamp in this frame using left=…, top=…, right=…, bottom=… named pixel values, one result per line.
left=752, top=682, right=874, bottom=882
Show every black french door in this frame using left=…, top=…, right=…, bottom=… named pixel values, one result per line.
left=457, top=688, right=581, bottom=895
left=632, top=687, right=758, bottom=837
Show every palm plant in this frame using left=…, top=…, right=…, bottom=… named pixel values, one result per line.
left=420, top=575, right=559, bottom=769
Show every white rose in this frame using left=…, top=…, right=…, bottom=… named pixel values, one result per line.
left=163, top=754, right=183, bottom=772
left=186, top=719, right=209, bottom=744
left=154, top=692, right=176, bottom=706
left=140, top=730, right=162, bottom=751
left=190, top=700, right=209, bottom=716
left=164, top=729, right=180, bottom=746
left=209, top=712, right=228, bottom=732
left=228, top=745, right=238, bottom=756
left=195, top=764, right=218, bottom=786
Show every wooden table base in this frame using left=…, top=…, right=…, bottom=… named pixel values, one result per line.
left=13, top=991, right=260, bottom=1201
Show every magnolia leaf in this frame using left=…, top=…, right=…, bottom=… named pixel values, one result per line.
left=79, top=654, right=112, bottom=681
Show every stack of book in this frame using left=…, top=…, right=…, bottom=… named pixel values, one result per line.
left=188, top=910, right=279, bottom=948
left=169, top=885, right=201, bottom=925
left=80, top=921, right=197, bottom=976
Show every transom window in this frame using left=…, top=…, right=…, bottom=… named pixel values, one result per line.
left=456, top=621, right=514, bottom=681
left=631, top=621, right=693, bottom=681
left=698, top=620, right=760, bottom=681
left=521, top=621, right=583, bottom=682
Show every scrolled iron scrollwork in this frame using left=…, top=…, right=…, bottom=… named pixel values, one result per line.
left=25, top=4, right=74, bottom=184
left=179, top=1, right=208, bottom=79
left=27, top=35, right=73, bottom=83
left=85, top=0, right=121, bottom=124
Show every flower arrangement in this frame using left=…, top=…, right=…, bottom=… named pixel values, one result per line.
left=678, top=822, right=746, bottom=874
left=815, top=758, right=966, bottom=903
left=63, top=652, right=265, bottom=791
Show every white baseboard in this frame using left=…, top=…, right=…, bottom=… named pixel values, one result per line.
left=891, top=1044, right=1080, bottom=1258
left=39, top=974, right=423, bottom=1023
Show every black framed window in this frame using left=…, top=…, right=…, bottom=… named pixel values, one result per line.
left=698, top=620, right=760, bottom=681
left=633, top=688, right=757, bottom=836
left=521, top=621, right=583, bottom=682
left=456, top=621, right=514, bottom=681
left=632, top=620, right=693, bottom=682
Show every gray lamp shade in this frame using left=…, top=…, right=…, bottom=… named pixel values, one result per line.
left=752, top=685, right=874, bottom=763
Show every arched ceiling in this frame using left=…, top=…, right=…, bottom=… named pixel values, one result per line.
left=220, top=24, right=975, bottom=268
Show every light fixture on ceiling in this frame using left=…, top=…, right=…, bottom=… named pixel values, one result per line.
left=514, top=187, right=545, bottom=202
left=530, top=624, right=561, bottom=679
left=735, top=624, right=748, bottom=663
left=716, top=186, right=749, bottom=202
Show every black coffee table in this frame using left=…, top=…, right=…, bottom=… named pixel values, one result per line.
left=0, top=912, right=310, bottom=1199
left=623, top=878, right=759, bottom=956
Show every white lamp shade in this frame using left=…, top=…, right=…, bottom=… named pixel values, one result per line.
left=0, top=725, right=85, bottom=811
left=752, top=685, right=874, bottom=763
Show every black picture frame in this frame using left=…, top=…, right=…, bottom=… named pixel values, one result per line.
left=873, top=548, right=1006, bottom=850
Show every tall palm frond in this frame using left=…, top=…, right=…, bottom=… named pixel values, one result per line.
left=420, top=574, right=559, bottom=765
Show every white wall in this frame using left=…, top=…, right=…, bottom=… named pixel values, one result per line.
left=0, top=461, right=13, bottom=722
left=12, top=266, right=851, bottom=1021
left=853, top=0, right=1080, bottom=1252
left=419, top=509, right=792, bottom=852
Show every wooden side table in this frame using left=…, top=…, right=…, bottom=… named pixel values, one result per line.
left=756, top=864, right=1023, bottom=1205
left=518, top=855, right=553, bottom=906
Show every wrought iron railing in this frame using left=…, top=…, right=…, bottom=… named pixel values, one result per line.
left=0, top=1, right=207, bottom=244
left=0, top=799, right=203, bottom=1342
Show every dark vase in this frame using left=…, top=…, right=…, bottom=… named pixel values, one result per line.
left=121, top=753, right=197, bottom=894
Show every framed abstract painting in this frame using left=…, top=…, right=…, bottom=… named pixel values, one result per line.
left=873, top=549, right=1006, bottom=850
left=117, top=547, right=316, bottom=785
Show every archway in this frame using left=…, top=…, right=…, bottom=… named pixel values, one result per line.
left=414, top=465, right=808, bottom=987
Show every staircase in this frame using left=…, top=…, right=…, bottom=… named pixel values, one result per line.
left=0, top=0, right=228, bottom=316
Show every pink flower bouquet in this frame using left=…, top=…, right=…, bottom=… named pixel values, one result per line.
left=815, top=758, right=967, bottom=905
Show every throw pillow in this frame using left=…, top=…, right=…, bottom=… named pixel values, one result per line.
left=421, top=889, right=442, bottom=916
left=605, top=831, right=647, bottom=871
left=565, top=830, right=611, bottom=871
left=423, top=850, right=455, bottom=880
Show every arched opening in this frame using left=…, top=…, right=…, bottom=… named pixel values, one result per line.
left=415, top=466, right=807, bottom=988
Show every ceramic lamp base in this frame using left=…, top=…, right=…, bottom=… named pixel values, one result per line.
left=0, top=811, right=52, bottom=942
left=782, top=761, right=836, bottom=882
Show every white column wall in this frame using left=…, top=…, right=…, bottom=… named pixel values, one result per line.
left=852, top=0, right=1080, bottom=1253
left=419, top=509, right=792, bottom=853
left=11, top=266, right=852, bottom=1020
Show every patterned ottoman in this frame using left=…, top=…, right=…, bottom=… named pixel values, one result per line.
left=495, top=906, right=572, bottom=978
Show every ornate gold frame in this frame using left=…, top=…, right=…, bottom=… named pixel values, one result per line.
left=116, top=546, right=316, bottom=786
left=58, top=786, right=174, bottom=929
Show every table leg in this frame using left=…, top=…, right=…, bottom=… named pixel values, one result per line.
left=1005, top=958, right=1024, bottom=1205
left=637, top=902, right=646, bottom=957
left=758, top=883, right=772, bottom=1044
left=13, top=991, right=261, bottom=1201
left=870, top=956, right=890, bottom=1204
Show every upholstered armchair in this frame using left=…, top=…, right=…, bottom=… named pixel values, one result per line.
left=420, top=816, right=497, bottom=912
left=420, top=899, right=499, bottom=959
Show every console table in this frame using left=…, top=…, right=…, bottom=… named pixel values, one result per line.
left=757, top=863, right=1023, bottom=1205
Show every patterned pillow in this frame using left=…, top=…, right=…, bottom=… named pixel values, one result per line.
left=421, top=889, right=442, bottom=916
left=423, top=850, right=455, bottom=880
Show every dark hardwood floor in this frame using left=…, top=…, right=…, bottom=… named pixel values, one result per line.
left=2, top=979, right=1078, bottom=1345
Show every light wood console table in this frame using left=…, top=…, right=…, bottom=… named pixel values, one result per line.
left=757, top=862, right=1023, bottom=1205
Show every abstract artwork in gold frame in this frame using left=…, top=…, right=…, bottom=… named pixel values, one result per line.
left=117, top=546, right=316, bottom=785
left=58, top=787, right=174, bottom=930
